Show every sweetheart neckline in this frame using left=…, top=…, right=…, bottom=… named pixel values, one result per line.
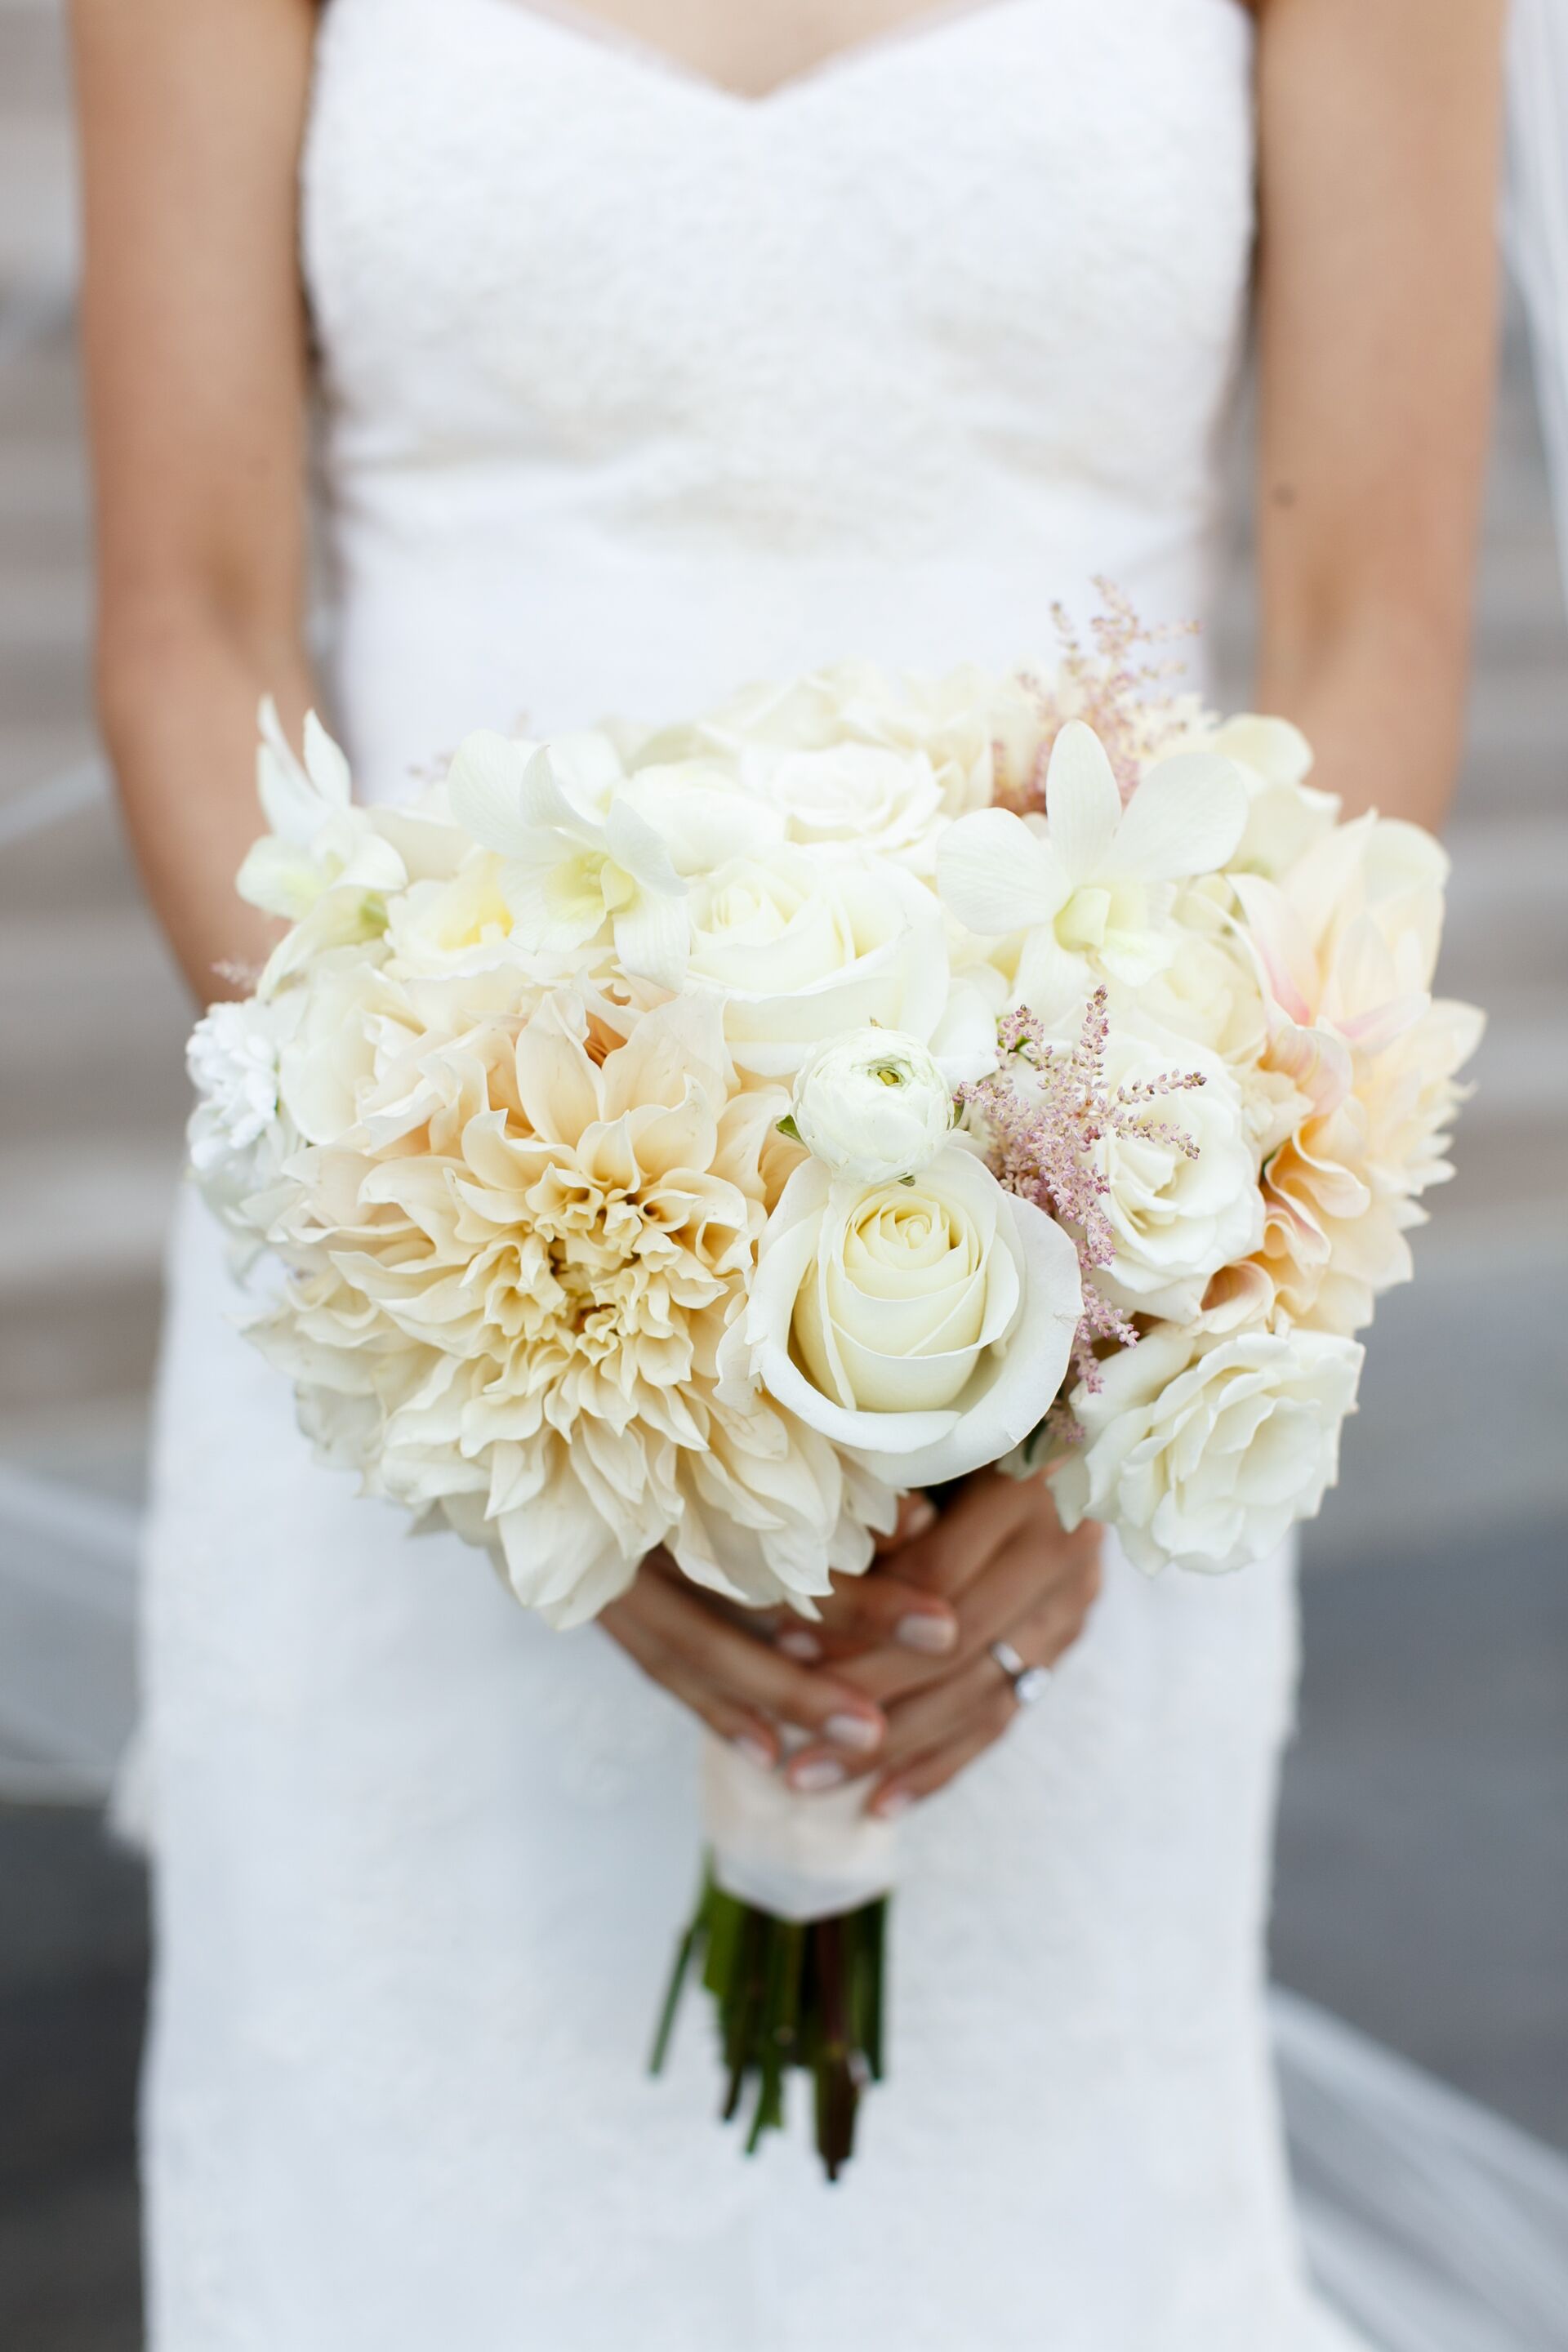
left=499, top=0, right=1040, bottom=110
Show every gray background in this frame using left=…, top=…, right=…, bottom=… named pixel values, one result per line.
left=2, top=0, right=1566, bottom=2341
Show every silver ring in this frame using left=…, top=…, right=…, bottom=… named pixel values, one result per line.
left=989, top=1637, right=1050, bottom=1708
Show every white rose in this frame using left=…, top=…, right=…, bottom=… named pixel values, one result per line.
left=684, top=845, right=951, bottom=1078
left=790, top=1027, right=954, bottom=1185
left=617, top=759, right=783, bottom=873
left=750, top=743, right=949, bottom=868
left=721, top=1146, right=1082, bottom=1487
left=1206, top=714, right=1340, bottom=881
left=1054, top=1324, right=1364, bottom=1574
left=1086, top=1028, right=1265, bottom=1324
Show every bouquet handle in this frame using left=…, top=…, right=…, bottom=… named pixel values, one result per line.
left=649, top=1733, right=903, bottom=2178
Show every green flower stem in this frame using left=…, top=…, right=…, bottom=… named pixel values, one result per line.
left=650, top=1863, right=890, bottom=2182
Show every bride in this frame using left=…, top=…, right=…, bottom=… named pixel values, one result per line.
left=70, top=1, right=1506, bottom=2345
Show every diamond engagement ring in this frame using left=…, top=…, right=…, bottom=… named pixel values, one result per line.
left=989, top=1638, right=1051, bottom=1708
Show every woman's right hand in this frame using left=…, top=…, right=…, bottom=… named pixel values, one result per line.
left=598, top=1515, right=957, bottom=1771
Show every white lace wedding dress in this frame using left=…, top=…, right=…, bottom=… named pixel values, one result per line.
left=140, top=2, right=1368, bottom=2345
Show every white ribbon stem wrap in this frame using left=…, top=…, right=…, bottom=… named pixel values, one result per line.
left=702, top=1731, right=901, bottom=1922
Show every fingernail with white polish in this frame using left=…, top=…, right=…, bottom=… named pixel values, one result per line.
left=777, top=1628, right=822, bottom=1662
left=874, top=1790, right=915, bottom=1821
left=903, top=1497, right=938, bottom=1537
left=824, top=1712, right=882, bottom=1753
left=896, top=1612, right=956, bottom=1655
left=791, top=1757, right=846, bottom=1793
left=733, top=1735, right=774, bottom=1774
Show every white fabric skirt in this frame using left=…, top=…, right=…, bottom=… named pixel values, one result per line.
left=140, top=1187, right=1354, bottom=2352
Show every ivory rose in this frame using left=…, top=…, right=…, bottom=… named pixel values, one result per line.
left=1205, top=712, right=1339, bottom=880
left=746, top=743, right=950, bottom=870
left=1054, top=1323, right=1365, bottom=1574
left=684, top=845, right=952, bottom=1078
left=1085, top=1028, right=1266, bottom=1323
left=721, top=1146, right=1082, bottom=1488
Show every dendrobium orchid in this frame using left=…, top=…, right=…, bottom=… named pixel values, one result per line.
left=238, top=700, right=408, bottom=989
left=446, top=729, right=690, bottom=988
left=936, top=719, right=1248, bottom=1013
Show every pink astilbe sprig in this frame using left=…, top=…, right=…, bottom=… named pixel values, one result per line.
left=958, top=987, right=1206, bottom=1396
left=996, top=581, right=1202, bottom=813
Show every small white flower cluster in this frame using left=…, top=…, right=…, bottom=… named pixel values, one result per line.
left=189, top=641, right=1479, bottom=1615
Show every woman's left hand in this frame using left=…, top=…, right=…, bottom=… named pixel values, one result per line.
left=776, top=1469, right=1103, bottom=1818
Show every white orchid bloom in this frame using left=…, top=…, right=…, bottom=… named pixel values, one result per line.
left=446, top=730, right=689, bottom=988
left=238, top=701, right=408, bottom=994
left=238, top=698, right=405, bottom=923
left=937, top=719, right=1248, bottom=1012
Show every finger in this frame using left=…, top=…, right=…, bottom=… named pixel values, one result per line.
left=810, top=1541, right=1101, bottom=1780
left=834, top=1519, right=1100, bottom=1713
left=621, top=1570, right=887, bottom=1753
left=601, top=1595, right=782, bottom=1771
left=865, top=1687, right=1022, bottom=1819
left=944, top=1522, right=1102, bottom=1671
left=772, top=1566, right=958, bottom=1663
left=873, top=1574, right=1093, bottom=1771
left=883, top=1468, right=1051, bottom=1605
left=783, top=1630, right=1003, bottom=1792
left=872, top=1491, right=939, bottom=1555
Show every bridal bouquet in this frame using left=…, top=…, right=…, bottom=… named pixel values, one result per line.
left=188, top=600, right=1480, bottom=2174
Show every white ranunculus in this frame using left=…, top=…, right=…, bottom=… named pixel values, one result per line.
left=1086, top=1028, right=1265, bottom=1323
left=684, top=846, right=952, bottom=1078
left=720, top=1147, right=1082, bottom=1488
left=1054, top=1325, right=1364, bottom=1575
left=790, top=1027, right=954, bottom=1185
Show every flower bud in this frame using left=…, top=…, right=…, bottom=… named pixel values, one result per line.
left=790, top=1027, right=953, bottom=1185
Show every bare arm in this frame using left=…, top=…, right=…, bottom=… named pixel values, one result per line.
left=1254, top=0, right=1507, bottom=826
left=71, top=0, right=319, bottom=1000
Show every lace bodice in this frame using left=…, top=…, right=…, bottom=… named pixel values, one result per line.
left=301, top=0, right=1255, bottom=786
